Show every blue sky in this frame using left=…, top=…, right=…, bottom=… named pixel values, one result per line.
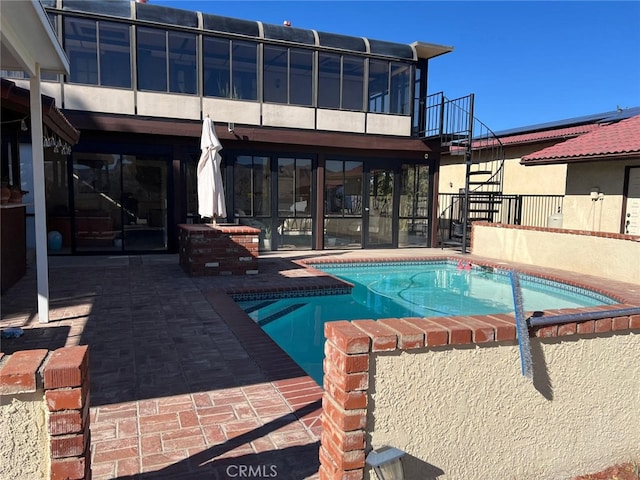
left=153, top=0, right=640, bottom=133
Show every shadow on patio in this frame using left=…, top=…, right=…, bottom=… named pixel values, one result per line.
left=1, top=254, right=328, bottom=479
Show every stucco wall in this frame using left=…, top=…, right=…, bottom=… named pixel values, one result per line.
left=63, top=84, right=135, bottom=114
left=0, top=393, right=50, bottom=480
left=471, top=224, right=640, bottom=284
left=262, top=103, right=315, bottom=129
left=562, top=160, right=635, bottom=233
left=368, top=333, right=640, bottom=480
left=439, top=145, right=567, bottom=195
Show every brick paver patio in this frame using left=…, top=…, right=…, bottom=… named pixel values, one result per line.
left=1, top=252, right=352, bottom=479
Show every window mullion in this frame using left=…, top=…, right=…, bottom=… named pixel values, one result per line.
left=165, top=31, right=170, bottom=92
left=95, top=21, right=101, bottom=86
left=286, top=48, right=291, bottom=105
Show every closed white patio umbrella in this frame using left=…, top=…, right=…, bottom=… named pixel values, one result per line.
left=197, top=116, right=227, bottom=223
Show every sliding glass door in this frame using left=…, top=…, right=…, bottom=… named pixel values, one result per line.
left=67, top=153, right=168, bottom=252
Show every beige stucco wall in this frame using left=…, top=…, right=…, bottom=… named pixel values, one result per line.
left=137, top=91, right=200, bottom=119
left=63, top=84, right=135, bottom=114
left=439, top=152, right=567, bottom=195
left=366, top=113, right=411, bottom=136
left=262, top=103, right=315, bottom=129
left=317, top=109, right=366, bottom=133
left=0, top=393, right=50, bottom=479
left=368, top=333, right=640, bottom=480
left=562, top=160, right=636, bottom=233
left=503, top=157, right=566, bottom=195
left=471, top=224, right=640, bottom=284
left=202, top=97, right=261, bottom=125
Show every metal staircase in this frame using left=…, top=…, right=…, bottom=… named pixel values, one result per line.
left=422, top=92, right=505, bottom=253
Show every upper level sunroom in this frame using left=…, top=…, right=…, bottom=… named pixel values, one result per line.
left=21, top=0, right=453, bottom=137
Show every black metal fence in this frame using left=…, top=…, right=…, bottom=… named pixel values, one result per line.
left=437, top=193, right=564, bottom=242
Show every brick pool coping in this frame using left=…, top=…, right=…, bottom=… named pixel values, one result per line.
left=203, top=253, right=640, bottom=469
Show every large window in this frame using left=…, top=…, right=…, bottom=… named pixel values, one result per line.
left=277, top=157, right=313, bottom=249
left=318, top=53, right=340, bottom=109
left=399, top=164, right=430, bottom=247
left=390, top=62, right=411, bottom=115
left=65, top=17, right=97, bottom=84
left=232, top=41, right=258, bottom=101
left=204, top=38, right=257, bottom=100
left=137, top=27, right=196, bottom=93
left=137, top=28, right=166, bottom=91
left=368, top=59, right=389, bottom=114
left=203, top=37, right=230, bottom=97
left=324, top=160, right=363, bottom=248
left=368, top=59, right=412, bottom=114
left=64, top=17, right=131, bottom=87
left=318, top=53, right=364, bottom=110
left=264, top=46, right=313, bottom=106
left=342, top=56, right=365, bottom=111
left=264, top=46, right=287, bottom=104
left=168, top=32, right=197, bottom=94
left=234, top=156, right=270, bottom=217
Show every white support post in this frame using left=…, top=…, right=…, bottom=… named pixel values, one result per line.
left=29, top=65, right=50, bottom=324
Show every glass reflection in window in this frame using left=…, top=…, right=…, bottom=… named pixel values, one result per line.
left=203, top=37, right=230, bottom=97
left=168, top=31, right=196, bottom=94
left=137, top=27, right=167, bottom=92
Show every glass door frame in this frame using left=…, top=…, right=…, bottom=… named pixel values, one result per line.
left=363, top=161, right=399, bottom=248
left=65, top=140, right=173, bottom=254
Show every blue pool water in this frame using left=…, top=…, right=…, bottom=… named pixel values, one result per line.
left=236, top=261, right=617, bottom=384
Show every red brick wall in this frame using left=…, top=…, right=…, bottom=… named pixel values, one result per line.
left=178, top=224, right=260, bottom=276
left=0, top=345, right=91, bottom=480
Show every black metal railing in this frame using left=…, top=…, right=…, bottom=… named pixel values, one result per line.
left=422, top=92, right=507, bottom=251
left=437, top=193, right=564, bottom=245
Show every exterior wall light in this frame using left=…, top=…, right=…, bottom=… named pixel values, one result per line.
left=365, top=446, right=406, bottom=480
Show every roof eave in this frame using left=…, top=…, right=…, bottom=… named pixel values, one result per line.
left=410, top=41, right=454, bottom=60
left=521, top=151, right=640, bottom=166
left=0, top=0, right=70, bottom=75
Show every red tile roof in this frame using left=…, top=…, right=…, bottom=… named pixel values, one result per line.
left=498, top=124, right=601, bottom=146
left=521, top=115, right=640, bottom=165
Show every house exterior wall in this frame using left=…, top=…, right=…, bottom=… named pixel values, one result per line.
left=63, top=84, right=136, bottom=115
left=439, top=143, right=568, bottom=195
left=562, top=159, right=639, bottom=233
left=471, top=223, right=640, bottom=284
left=317, top=110, right=366, bottom=133
left=202, top=97, right=262, bottom=125
left=369, top=332, right=640, bottom=480
left=262, top=103, right=316, bottom=130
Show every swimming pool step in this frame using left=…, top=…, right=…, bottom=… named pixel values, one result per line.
left=244, top=300, right=276, bottom=314
left=257, top=303, right=307, bottom=327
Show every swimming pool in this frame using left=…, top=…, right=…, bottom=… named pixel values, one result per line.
left=235, top=261, right=618, bottom=384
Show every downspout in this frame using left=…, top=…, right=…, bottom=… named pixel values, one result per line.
left=528, top=307, right=640, bottom=328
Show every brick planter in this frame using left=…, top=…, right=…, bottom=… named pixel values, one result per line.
left=178, top=224, right=261, bottom=276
